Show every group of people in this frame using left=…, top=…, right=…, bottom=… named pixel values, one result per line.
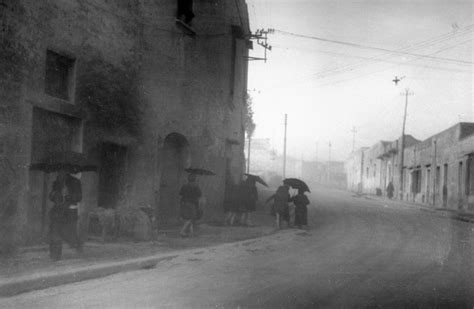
left=223, top=176, right=259, bottom=227
left=47, top=169, right=311, bottom=260
left=266, top=184, right=310, bottom=229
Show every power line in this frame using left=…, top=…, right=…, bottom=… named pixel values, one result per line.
left=275, top=29, right=473, bottom=65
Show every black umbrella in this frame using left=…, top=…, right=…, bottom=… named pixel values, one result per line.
left=244, top=173, right=268, bottom=187
left=184, top=167, right=216, bottom=176
left=283, top=178, right=310, bottom=192
left=30, top=151, right=98, bottom=173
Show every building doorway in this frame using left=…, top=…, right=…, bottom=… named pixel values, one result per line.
left=98, top=143, right=128, bottom=209
left=158, top=133, right=190, bottom=226
left=443, top=163, right=448, bottom=207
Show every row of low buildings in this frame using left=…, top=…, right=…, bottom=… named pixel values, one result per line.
left=1, top=0, right=252, bottom=253
left=346, top=123, right=474, bottom=213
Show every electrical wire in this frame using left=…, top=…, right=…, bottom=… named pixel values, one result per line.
left=275, top=29, right=473, bottom=65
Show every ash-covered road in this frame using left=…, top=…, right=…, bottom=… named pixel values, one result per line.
left=3, top=189, right=474, bottom=308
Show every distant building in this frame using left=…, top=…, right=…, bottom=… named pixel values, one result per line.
left=245, top=138, right=302, bottom=187
left=346, top=123, right=474, bottom=212
left=302, top=160, right=346, bottom=189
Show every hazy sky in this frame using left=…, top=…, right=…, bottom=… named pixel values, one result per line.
left=246, top=0, right=473, bottom=161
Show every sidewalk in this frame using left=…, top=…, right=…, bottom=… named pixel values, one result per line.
left=354, top=192, right=474, bottom=223
left=0, top=207, right=276, bottom=297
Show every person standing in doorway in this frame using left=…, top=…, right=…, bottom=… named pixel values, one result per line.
left=48, top=169, right=83, bottom=260
left=179, top=173, right=202, bottom=237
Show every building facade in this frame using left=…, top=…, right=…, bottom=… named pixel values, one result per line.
left=346, top=123, right=474, bottom=213
left=1, top=0, right=251, bottom=252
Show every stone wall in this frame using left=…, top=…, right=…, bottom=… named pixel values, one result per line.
left=0, top=0, right=250, bottom=250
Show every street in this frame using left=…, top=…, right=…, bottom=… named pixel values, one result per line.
left=3, top=189, right=474, bottom=308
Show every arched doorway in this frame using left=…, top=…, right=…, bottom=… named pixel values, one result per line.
left=158, top=133, right=190, bottom=226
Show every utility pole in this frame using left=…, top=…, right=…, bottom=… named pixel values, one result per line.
left=351, top=126, right=357, bottom=152
left=399, top=87, right=414, bottom=200
left=432, top=139, right=437, bottom=206
left=283, top=114, right=288, bottom=178
left=246, top=135, right=251, bottom=174
left=327, top=141, right=331, bottom=184
left=315, top=141, right=319, bottom=161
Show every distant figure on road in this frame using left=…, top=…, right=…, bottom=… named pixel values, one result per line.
left=48, top=169, right=83, bottom=261
left=266, top=184, right=290, bottom=229
left=290, top=189, right=310, bottom=229
left=386, top=181, right=394, bottom=199
left=179, top=173, right=202, bottom=237
left=238, top=176, right=258, bottom=226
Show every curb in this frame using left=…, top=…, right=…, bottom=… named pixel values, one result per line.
left=356, top=193, right=474, bottom=224
left=0, top=254, right=178, bottom=297
left=0, top=224, right=279, bottom=298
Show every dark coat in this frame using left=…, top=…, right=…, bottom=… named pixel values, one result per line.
left=239, top=181, right=258, bottom=212
left=179, top=182, right=202, bottom=220
left=49, top=174, right=82, bottom=223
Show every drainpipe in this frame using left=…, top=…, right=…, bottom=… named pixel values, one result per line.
left=432, top=140, right=437, bottom=206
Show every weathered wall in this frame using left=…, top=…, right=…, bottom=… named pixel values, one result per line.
left=347, top=123, right=474, bottom=212
left=0, top=0, right=251, bottom=249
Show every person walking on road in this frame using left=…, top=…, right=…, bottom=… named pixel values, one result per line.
left=386, top=181, right=394, bottom=199
left=48, top=169, right=83, bottom=261
left=238, top=176, right=258, bottom=226
left=179, top=173, right=202, bottom=237
left=290, top=189, right=310, bottom=229
left=266, top=184, right=291, bottom=229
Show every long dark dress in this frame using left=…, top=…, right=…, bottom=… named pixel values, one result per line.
left=291, top=194, right=310, bottom=226
left=267, top=186, right=290, bottom=222
left=239, top=181, right=258, bottom=213
left=179, top=183, right=202, bottom=220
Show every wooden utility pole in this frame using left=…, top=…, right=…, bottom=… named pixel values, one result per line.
left=283, top=114, right=287, bottom=178
left=247, top=135, right=251, bottom=174
left=432, top=139, right=437, bottom=206
left=399, top=88, right=413, bottom=200
left=351, top=126, right=357, bottom=152
left=328, top=141, right=331, bottom=183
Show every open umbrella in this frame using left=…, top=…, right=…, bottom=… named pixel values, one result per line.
left=283, top=178, right=310, bottom=193
left=244, top=173, right=268, bottom=187
left=184, top=167, right=216, bottom=176
left=30, top=151, right=98, bottom=173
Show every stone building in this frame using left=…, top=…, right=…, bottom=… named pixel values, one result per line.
left=345, top=123, right=474, bottom=213
left=0, top=0, right=251, bottom=252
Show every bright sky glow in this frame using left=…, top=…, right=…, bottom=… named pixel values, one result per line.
left=247, top=0, right=473, bottom=161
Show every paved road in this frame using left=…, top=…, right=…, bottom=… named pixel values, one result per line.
left=3, top=189, right=474, bottom=308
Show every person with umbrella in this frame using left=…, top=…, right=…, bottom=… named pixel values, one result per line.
left=48, top=168, right=83, bottom=260
left=283, top=178, right=311, bottom=228
left=238, top=174, right=267, bottom=226
left=31, top=151, right=96, bottom=261
left=265, top=183, right=291, bottom=229
left=289, top=188, right=310, bottom=229
left=179, top=168, right=213, bottom=237
left=237, top=175, right=257, bottom=226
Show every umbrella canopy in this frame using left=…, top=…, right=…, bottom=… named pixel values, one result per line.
left=244, top=173, right=268, bottom=187
left=30, top=151, right=98, bottom=173
left=184, top=167, right=216, bottom=176
left=283, top=178, right=310, bottom=192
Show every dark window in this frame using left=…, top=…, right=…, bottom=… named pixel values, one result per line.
left=45, top=50, right=75, bottom=100
left=411, top=170, right=421, bottom=193
left=177, top=0, right=194, bottom=24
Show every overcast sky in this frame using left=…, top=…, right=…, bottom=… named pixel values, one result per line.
left=246, top=0, right=473, bottom=161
